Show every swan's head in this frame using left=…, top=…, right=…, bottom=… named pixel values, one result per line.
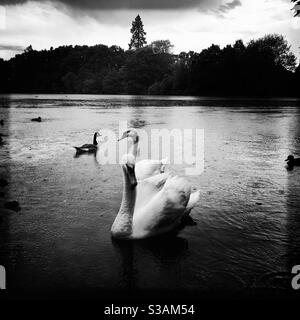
left=121, top=154, right=137, bottom=189
left=118, top=128, right=138, bottom=143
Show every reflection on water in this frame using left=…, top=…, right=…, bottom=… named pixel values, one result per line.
left=0, top=94, right=300, bottom=295
left=285, top=110, right=300, bottom=284
left=112, top=236, right=188, bottom=291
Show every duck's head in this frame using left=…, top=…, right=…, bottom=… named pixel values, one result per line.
left=118, top=128, right=139, bottom=143
left=285, top=155, right=294, bottom=162
left=121, top=154, right=137, bottom=189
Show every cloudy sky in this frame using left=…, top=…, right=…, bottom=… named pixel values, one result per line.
left=0, top=0, right=299, bottom=60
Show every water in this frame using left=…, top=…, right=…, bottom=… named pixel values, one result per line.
left=0, top=94, right=300, bottom=295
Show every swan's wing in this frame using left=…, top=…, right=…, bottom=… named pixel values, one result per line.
left=143, top=171, right=170, bottom=187
left=133, top=176, right=191, bottom=238
left=135, top=158, right=168, bottom=180
left=134, top=172, right=170, bottom=211
left=163, top=176, right=191, bottom=208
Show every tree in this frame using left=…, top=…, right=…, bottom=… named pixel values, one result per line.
left=150, top=40, right=174, bottom=54
left=233, top=39, right=245, bottom=51
left=102, top=69, right=124, bottom=94
left=129, top=15, right=147, bottom=50
left=247, top=34, right=296, bottom=71
left=62, top=72, right=78, bottom=93
left=24, top=45, right=33, bottom=53
left=123, top=46, right=173, bottom=94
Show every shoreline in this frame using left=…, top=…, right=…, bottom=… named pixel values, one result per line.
left=1, top=93, right=300, bottom=101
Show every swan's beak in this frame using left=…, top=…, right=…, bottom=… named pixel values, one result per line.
left=118, top=132, right=127, bottom=142
left=126, top=164, right=137, bottom=189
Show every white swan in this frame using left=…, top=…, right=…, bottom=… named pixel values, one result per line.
left=111, top=154, right=200, bottom=240
left=118, top=128, right=167, bottom=180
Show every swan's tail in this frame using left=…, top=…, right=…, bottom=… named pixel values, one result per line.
left=182, top=190, right=200, bottom=220
left=186, top=190, right=200, bottom=211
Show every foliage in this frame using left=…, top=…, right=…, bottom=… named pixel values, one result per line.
left=150, top=40, right=174, bottom=54
left=0, top=34, right=299, bottom=97
left=247, top=34, right=296, bottom=72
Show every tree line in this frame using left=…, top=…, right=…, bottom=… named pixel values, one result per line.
left=0, top=15, right=299, bottom=97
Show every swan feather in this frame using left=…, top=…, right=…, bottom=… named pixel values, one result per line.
left=132, top=175, right=191, bottom=238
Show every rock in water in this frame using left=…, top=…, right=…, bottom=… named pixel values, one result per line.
left=4, top=201, right=21, bottom=212
left=0, top=179, right=8, bottom=187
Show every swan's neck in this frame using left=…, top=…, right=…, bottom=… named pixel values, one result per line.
left=111, top=167, right=136, bottom=238
left=93, top=133, right=98, bottom=145
left=130, top=136, right=139, bottom=158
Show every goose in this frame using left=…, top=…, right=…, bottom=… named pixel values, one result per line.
left=118, top=128, right=168, bottom=180
left=111, top=154, right=200, bottom=240
left=74, top=132, right=101, bottom=153
left=285, top=155, right=300, bottom=167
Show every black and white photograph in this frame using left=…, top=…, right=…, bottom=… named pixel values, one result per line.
left=0, top=0, right=300, bottom=314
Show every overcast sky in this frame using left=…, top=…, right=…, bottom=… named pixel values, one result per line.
left=0, top=0, right=299, bottom=60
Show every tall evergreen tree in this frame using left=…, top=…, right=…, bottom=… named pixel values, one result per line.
left=129, top=15, right=147, bottom=50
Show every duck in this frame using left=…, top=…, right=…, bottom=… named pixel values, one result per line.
left=31, top=116, right=42, bottom=122
left=118, top=128, right=168, bottom=180
left=111, top=154, right=200, bottom=240
left=0, top=119, right=4, bottom=126
left=74, top=132, right=101, bottom=153
left=285, top=155, right=300, bottom=167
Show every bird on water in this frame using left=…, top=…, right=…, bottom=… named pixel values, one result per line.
left=74, top=132, right=101, bottom=153
left=285, top=155, right=300, bottom=167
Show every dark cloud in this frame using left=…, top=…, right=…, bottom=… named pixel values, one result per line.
left=0, top=44, right=24, bottom=51
left=0, top=0, right=223, bottom=10
left=217, top=0, right=242, bottom=13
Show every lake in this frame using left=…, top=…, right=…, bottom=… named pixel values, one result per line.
left=0, top=94, right=300, bottom=298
